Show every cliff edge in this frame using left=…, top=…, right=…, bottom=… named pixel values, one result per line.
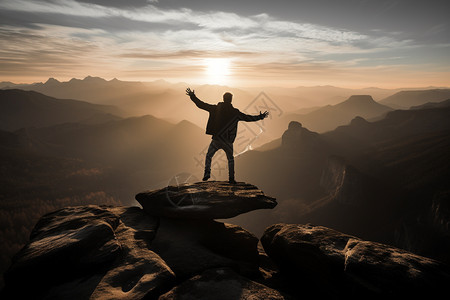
left=2, top=182, right=449, bottom=299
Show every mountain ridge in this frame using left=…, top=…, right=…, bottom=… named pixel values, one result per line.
left=0, top=89, right=124, bottom=131
left=380, top=89, right=450, bottom=109
left=231, top=103, right=450, bottom=263
left=265, top=94, right=393, bottom=140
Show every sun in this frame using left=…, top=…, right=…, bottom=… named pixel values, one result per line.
left=204, top=58, right=231, bottom=85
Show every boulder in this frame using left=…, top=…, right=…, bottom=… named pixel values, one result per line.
left=2, top=205, right=175, bottom=299
left=159, top=268, right=288, bottom=300
left=4, top=206, right=122, bottom=295
left=135, top=181, right=277, bottom=219
left=5, top=200, right=450, bottom=299
left=85, top=207, right=175, bottom=300
left=2, top=201, right=266, bottom=299
left=261, top=223, right=450, bottom=297
left=150, top=217, right=260, bottom=279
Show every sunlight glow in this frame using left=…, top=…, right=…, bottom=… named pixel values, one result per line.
left=204, top=58, right=231, bottom=85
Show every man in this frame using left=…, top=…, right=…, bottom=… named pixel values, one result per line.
left=186, top=87, right=268, bottom=184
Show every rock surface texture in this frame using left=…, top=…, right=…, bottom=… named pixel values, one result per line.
left=136, top=181, right=277, bottom=219
left=2, top=182, right=449, bottom=299
left=159, top=268, right=287, bottom=300
left=2, top=205, right=175, bottom=299
left=261, top=223, right=450, bottom=298
left=1, top=182, right=281, bottom=299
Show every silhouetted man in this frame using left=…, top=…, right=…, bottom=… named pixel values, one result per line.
left=186, top=87, right=268, bottom=184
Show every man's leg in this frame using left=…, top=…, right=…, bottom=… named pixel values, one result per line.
left=222, top=141, right=235, bottom=183
left=203, top=140, right=219, bottom=181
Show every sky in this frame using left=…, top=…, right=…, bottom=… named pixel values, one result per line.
left=0, top=0, right=449, bottom=88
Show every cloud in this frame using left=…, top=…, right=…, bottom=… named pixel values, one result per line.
left=0, top=25, right=105, bottom=78
left=0, top=0, right=447, bottom=87
left=76, top=0, right=159, bottom=8
left=118, top=50, right=258, bottom=60
left=0, top=0, right=108, bottom=17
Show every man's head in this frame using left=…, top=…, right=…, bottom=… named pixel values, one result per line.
left=223, top=92, right=233, bottom=103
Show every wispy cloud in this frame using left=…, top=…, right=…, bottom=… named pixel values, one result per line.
left=0, top=0, right=448, bottom=87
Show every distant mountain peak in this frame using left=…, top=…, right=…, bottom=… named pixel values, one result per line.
left=350, top=116, right=369, bottom=126
left=83, top=76, right=107, bottom=82
left=282, top=121, right=319, bottom=150
left=44, top=77, right=60, bottom=85
left=288, top=120, right=302, bottom=130
left=345, top=95, right=375, bottom=104
left=335, top=95, right=391, bottom=112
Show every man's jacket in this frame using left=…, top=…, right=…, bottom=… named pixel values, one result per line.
left=189, top=94, right=263, bottom=143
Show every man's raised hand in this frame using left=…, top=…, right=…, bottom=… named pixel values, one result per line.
left=260, top=110, right=269, bottom=119
left=186, top=87, right=195, bottom=96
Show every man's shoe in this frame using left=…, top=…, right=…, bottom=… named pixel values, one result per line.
left=203, top=174, right=210, bottom=181
left=228, top=178, right=237, bottom=184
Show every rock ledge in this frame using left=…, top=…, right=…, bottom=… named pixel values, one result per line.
left=136, top=181, right=277, bottom=219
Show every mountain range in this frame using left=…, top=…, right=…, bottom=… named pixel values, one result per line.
left=269, top=95, right=393, bottom=136
left=4, top=114, right=210, bottom=191
left=3, top=77, right=449, bottom=129
left=231, top=101, right=450, bottom=264
left=1, top=78, right=450, bottom=287
left=0, top=106, right=212, bottom=284
left=0, top=77, right=255, bottom=126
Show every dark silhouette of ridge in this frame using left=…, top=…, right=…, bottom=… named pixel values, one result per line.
left=267, top=94, right=393, bottom=139
left=0, top=89, right=123, bottom=131
left=410, top=98, right=450, bottom=110
left=232, top=104, right=450, bottom=264
left=380, top=89, right=450, bottom=109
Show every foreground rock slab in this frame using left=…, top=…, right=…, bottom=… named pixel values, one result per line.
left=150, top=218, right=260, bottom=280
left=261, top=223, right=450, bottom=297
left=2, top=204, right=266, bottom=299
left=136, top=181, right=277, bottom=219
left=159, top=268, right=288, bottom=300
left=2, top=205, right=175, bottom=299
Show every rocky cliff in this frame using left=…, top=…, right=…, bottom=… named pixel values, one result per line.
left=319, top=155, right=368, bottom=206
left=281, top=121, right=322, bottom=152
left=2, top=182, right=449, bottom=299
left=262, top=223, right=450, bottom=298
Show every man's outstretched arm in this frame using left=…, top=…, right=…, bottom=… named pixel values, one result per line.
left=239, top=110, right=269, bottom=122
left=186, top=88, right=215, bottom=112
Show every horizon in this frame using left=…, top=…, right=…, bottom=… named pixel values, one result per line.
left=1, top=1, right=449, bottom=89
left=2, top=75, right=450, bottom=91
